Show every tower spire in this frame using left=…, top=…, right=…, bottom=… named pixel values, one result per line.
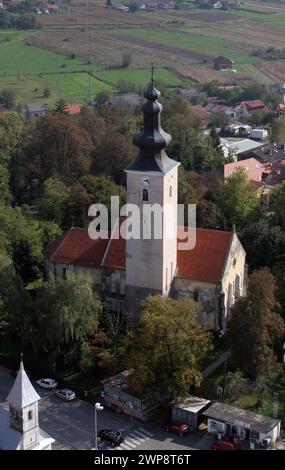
left=128, top=78, right=176, bottom=173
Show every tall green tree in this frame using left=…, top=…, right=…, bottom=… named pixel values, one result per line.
left=24, top=114, right=91, bottom=185
left=240, top=220, right=285, bottom=271
left=125, top=296, right=210, bottom=403
left=33, top=274, right=102, bottom=371
left=272, top=118, right=285, bottom=143
left=216, top=168, right=259, bottom=230
left=270, top=181, right=285, bottom=231
left=0, top=203, right=44, bottom=283
left=228, top=269, right=284, bottom=380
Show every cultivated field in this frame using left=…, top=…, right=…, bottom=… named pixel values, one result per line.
left=1, top=0, right=285, bottom=105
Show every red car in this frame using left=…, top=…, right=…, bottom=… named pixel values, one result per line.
left=211, top=440, right=241, bottom=451
left=165, top=423, right=190, bottom=436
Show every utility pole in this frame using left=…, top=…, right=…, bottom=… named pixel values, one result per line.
left=94, top=402, right=103, bottom=450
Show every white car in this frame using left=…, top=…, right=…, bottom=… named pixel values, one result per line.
left=36, top=378, right=58, bottom=390
left=55, top=388, right=76, bottom=402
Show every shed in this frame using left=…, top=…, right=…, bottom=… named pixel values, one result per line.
left=172, top=395, right=211, bottom=429
left=203, top=402, right=281, bottom=445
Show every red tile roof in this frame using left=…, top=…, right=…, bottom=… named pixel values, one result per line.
left=241, top=100, right=266, bottom=112
left=44, top=227, right=109, bottom=268
left=176, top=227, right=232, bottom=284
left=45, top=225, right=234, bottom=283
left=65, top=104, right=81, bottom=116
left=223, top=157, right=268, bottom=183
left=191, top=105, right=210, bottom=122
left=277, top=104, right=285, bottom=113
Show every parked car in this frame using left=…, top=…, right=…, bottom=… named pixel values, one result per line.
left=36, top=378, right=58, bottom=390
left=165, top=423, right=190, bottom=436
left=55, top=388, right=76, bottom=402
left=212, top=440, right=241, bottom=451
left=98, top=429, right=124, bottom=447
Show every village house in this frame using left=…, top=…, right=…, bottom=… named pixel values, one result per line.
left=44, top=81, right=246, bottom=332
left=222, top=122, right=252, bottom=137
left=191, top=105, right=211, bottom=128
left=25, top=104, right=48, bottom=119
left=219, top=157, right=285, bottom=207
left=234, top=100, right=268, bottom=118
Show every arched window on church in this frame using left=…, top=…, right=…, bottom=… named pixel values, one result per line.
left=169, top=186, right=173, bottom=197
left=142, top=188, right=149, bottom=202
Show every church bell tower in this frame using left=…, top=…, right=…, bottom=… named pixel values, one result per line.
left=125, top=78, right=180, bottom=327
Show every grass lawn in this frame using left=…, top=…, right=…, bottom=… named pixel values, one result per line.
left=93, top=66, right=182, bottom=88
left=0, top=30, right=182, bottom=104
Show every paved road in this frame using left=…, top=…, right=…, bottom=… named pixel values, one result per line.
left=0, top=365, right=212, bottom=451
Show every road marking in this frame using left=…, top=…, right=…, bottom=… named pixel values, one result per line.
left=129, top=432, right=146, bottom=443
left=118, top=442, right=134, bottom=450
left=138, top=427, right=154, bottom=437
left=134, top=429, right=150, bottom=439
left=122, top=439, right=137, bottom=448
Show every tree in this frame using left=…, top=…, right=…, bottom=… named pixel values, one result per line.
left=91, top=131, right=134, bottom=185
left=0, top=163, right=11, bottom=204
left=33, top=274, right=102, bottom=371
left=54, top=98, right=67, bottom=115
left=271, top=118, right=285, bottom=143
left=0, top=203, right=44, bottom=283
left=38, top=178, right=71, bottom=227
left=43, top=86, right=51, bottom=98
left=240, top=219, right=285, bottom=271
left=210, top=111, right=230, bottom=128
left=270, top=181, right=285, bottom=230
left=80, top=175, right=126, bottom=210
left=228, top=269, right=285, bottom=380
left=121, top=52, right=133, bottom=68
left=94, top=90, right=112, bottom=107
left=0, top=88, right=17, bottom=109
left=66, top=183, right=92, bottom=228
left=0, top=247, right=33, bottom=343
left=129, top=2, right=139, bottom=12
left=224, top=371, right=250, bottom=403
left=24, top=114, right=91, bottom=185
left=125, top=296, right=210, bottom=404
left=216, top=168, right=259, bottom=230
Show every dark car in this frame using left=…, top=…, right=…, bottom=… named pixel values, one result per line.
left=165, top=422, right=190, bottom=437
left=212, top=440, right=241, bottom=451
left=98, top=429, right=124, bottom=447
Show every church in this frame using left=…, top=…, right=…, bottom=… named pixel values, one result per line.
left=0, top=359, right=54, bottom=450
left=44, top=80, right=246, bottom=332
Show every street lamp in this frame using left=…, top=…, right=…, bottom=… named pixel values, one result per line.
left=94, top=402, right=104, bottom=450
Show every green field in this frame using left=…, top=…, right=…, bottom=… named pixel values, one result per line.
left=0, top=31, right=182, bottom=105
left=112, top=27, right=261, bottom=66
left=93, top=67, right=182, bottom=87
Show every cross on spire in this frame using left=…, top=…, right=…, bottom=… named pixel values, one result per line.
left=151, top=63, right=155, bottom=84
